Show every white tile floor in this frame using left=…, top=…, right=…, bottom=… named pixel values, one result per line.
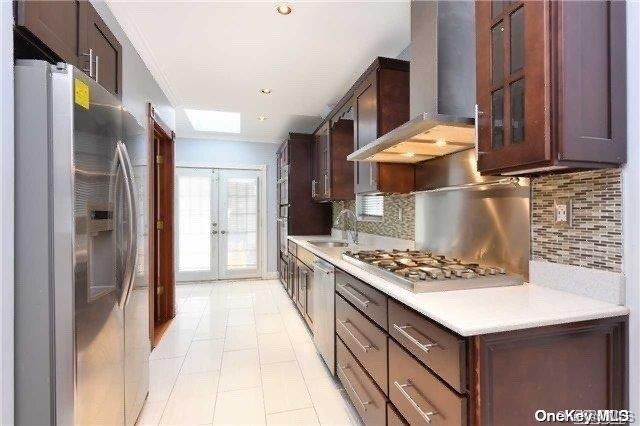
left=137, top=279, right=360, bottom=426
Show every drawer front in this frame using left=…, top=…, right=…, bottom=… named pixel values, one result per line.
left=387, top=403, right=408, bottom=426
left=389, top=340, right=467, bottom=426
left=288, top=240, right=297, bottom=256
left=389, top=299, right=466, bottom=393
left=336, top=294, right=388, bottom=393
left=335, top=269, right=388, bottom=330
left=336, top=339, right=387, bottom=425
left=296, top=245, right=317, bottom=269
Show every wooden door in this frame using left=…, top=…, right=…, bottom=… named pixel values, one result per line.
left=476, top=1, right=550, bottom=173
left=15, top=0, right=80, bottom=66
left=79, top=2, right=122, bottom=98
left=354, top=72, right=379, bottom=194
left=148, top=105, right=175, bottom=346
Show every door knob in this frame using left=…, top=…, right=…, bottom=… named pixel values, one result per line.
left=220, top=230, right=227, bottom=235
left=211, top=230, right=218, bottom=235
left=212, top=222, right=217, bottom=227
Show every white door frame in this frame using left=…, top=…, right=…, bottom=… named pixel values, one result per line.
left=174, top=163, right=268, bottom=280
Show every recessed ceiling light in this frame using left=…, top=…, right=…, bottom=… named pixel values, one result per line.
left=258, top=115, right=267, bottom=121
left=184, top=109, right=241, bottom=133
left=261, top=88, right=272, bottom=95
left=276, top=4, right=292, bottom=15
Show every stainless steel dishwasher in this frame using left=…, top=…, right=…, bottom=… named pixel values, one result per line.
left=312, top=258, right=336, bottom=375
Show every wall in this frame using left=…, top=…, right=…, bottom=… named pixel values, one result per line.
left=175, top=137, right=280, bottom=274
left=332, top=195, right=415, bottom=241
left=0, top=2, right=14, bottom=424
left=531, top=169, right=623, bottom=271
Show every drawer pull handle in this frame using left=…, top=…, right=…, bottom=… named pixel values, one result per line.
left=338, top=319, right=375, bottom=353
left=393, top=324, right=440, bottom=353
left=337, top=283, right=373, bottom=309
left=338, top=363, right=373, bottom=412
left=394, top=380, right=439, bottom=423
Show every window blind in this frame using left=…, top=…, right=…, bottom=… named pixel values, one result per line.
left=357, top=194, right=384, bottom=219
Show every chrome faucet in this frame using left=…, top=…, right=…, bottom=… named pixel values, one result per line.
left=336, top=208, right=358, bottom=245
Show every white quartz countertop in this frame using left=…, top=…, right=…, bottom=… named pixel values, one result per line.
left=288, top=235, right=629, bottom=337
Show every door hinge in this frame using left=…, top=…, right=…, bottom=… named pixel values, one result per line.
left=156, top=155, right=164, bottom=164
left=156, top=220, right=164, bottom=230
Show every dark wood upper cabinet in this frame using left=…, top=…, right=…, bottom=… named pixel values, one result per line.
left=476, top=0, right=626, bottom=175
left=78, top=2, right=122, bottom=98
left=15, top=0, right=81, bottom=66
left=311, top=57, right=414, bottom=199
left=353, top=59, right=414, bottom=194
left=312, top=102, right=355, bottom=202
left=15, top=0, right=123, bottom=99
left=276, top=134, right=331, bottom=263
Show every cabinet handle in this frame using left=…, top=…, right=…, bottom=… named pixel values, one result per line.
left=95, top=55, right=99, bottom=83
left=338, top=319, right=375, bottom=353
left=311, top=179, right=316, bottom=198
left=81, top=48, right=94, bottom=78
left=392, top=324, right=440, bottom=353
left=393, top=380, right=438, bottom=423
left=324, top=174, right=329, bottom=197
left=337, top=363, right=372, bottom=411
left=337, top=283, right=373, bottom=309
left=474, top=104, right=487, bottom=161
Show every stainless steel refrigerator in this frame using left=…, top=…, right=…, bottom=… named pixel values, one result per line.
left=14, top=60, right=150, bottom=425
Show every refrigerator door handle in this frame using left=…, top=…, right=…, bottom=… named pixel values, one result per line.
left=116, top=141, right=138, bottom=309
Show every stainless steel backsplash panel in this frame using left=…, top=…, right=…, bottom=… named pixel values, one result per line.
left=415, top=170, right=530, bottom=278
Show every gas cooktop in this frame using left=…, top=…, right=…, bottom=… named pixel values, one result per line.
left=342, top=249, right=523, bottom=293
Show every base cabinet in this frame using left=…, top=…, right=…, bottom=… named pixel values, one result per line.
left=331, top=269, right=628, bottom=426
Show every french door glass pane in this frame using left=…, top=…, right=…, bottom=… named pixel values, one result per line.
left=510, top=6, right=525, bottom=73
left=225, top=177, right=258, bottom=270
left=178, top=174, right=211, bottom=272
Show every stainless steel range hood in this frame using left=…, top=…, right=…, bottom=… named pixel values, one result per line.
left=349, top=1, right=476, bottom=164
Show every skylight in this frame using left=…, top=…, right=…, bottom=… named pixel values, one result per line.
left=185, top=109, right=241, bottom=133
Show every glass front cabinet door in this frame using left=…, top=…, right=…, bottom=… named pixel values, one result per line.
left=476, top=1, right=550, bottom=174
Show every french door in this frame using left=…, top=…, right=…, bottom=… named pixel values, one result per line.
left=176, top=167, right=261, bottom=281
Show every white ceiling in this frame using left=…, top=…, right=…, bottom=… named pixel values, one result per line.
left=106, top=1, right=410, bottom=143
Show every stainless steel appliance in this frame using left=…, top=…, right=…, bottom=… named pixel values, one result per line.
left=342, top=249, right=522, bottom=293
left=313, top=259, right=336, bottom=375
left=14, top=60, right=149, bottom=425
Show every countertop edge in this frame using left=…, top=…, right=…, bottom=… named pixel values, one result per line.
left=287, top=236, right=630, bottom=337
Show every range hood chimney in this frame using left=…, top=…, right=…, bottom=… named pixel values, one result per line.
left=348, top=1, right=477, bottom=164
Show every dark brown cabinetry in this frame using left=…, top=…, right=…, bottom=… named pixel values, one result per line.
left=14, top=1, right=81, bottom=66
left=282, top=242, right=315, bottom=330
left=312, top=108, right=355, bottom=202
left=79, top=2, right=122, bottom=97
left=276, top=134, right=331, bottom=286
left=311, top=57, right=414, bottom=200
left=333, top=268, right=627, bottom=426
left=476, top=1, right=626, bottom=175
left=15, top=0, right=123, bottom=99
left=353, top=61, right=414, bottom=194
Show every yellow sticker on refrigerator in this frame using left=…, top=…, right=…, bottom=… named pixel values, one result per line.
left=74, top=78, right=90, bottom=109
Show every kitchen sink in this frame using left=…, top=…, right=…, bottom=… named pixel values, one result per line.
left=311, top=241, right=349, bottom=248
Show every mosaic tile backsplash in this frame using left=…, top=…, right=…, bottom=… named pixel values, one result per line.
left=332, top=194, right=415, bottom=241
left=531, top=169, right=623, bottom=272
